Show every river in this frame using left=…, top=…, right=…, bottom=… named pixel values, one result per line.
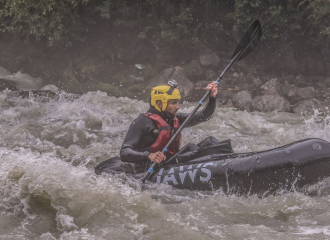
left=0, top=73, right=330, bottom=239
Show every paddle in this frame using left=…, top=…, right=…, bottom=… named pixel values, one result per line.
left=141, top=19, right=262, bottom=183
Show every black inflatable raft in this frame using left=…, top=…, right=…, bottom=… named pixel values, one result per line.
left=95, top=138, right=330, bottom=195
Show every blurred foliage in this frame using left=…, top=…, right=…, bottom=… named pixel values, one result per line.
left=0, top=0, right=329, bottom=48
left=226, top=0, right=330, bottom=46
left=226, top=0, right=303, bottom=39
left=0, top=0, right=110, bottom=47
left=300, top=0, right=330, bottom=45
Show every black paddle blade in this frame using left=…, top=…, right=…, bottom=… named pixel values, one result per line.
left=231, top=19, right=262, bottom=61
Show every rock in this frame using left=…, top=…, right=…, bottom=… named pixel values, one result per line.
left=252, top=95, right=291, bottom=113
left=256, top=78, right=284, bottom=96
left=126, top=84, right=152, bottom=100
left=310, top=75, right=324, bottom=83
left=319, top=88, right=330, bottom=102
left=235, top=77, right=249, bottom=91
left=205, top=69, right=216, bottom=81
left=148, top=67, right=194, bottom=99
left=0, top=67, right=11, bottom=76
left=0, top=79, right=18, bottom=91
left=282, top=85, right=315, bottom=104
left=129, top=75, right=145, bottom=82
left=280, top=75, right=295, bottom=84
left=316, top=82, right=327, bottom=89
left=314, top=88, right=325, bottom=101
left=253, top=78, right=263, bottom=88
left=191, top=80, right=223, bottom=102
left=41, top=84, right=59, bottom=92
left=217, top=80, right=227, bottom=89
left=182, top=59, right=204, bottom=81
left=295, top=74, right=308, bottom=87
left=93, top=83, right=120, bottom=97
left=218, top=90, right=234, bottom=105
left=292, top=98, right=329, bottom=116
left=199, top=45, right=220, bottom=66
left=233, top=72, right=244, bottom=80
left=195, top=81, right=209, bottom=88
left=232, top=91, right=253, bottom=111
left=221, top=78, right=237, bottom=88
left=299, top=87, right=316, bottom=100
left=0, top=71, right=42, bottom=91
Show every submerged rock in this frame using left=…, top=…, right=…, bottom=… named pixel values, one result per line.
left=292, top=98, right=329, bottom=116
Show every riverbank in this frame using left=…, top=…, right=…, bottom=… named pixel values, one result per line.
left=0, top=27, right=329, bottom=116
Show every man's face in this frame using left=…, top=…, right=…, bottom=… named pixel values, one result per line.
left=164, top=99, right=180, bottom=118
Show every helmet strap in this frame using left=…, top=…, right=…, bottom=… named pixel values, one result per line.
left=166, top=86, right=176, bottom=95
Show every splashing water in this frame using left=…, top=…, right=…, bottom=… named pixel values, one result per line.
left=1, top=88, right=330, bottom=239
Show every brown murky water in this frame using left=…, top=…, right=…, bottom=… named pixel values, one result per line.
left=0, top=86, right=330, bottom=239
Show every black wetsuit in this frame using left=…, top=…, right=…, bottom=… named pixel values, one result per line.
left=120, top=96, right=217, bottom=165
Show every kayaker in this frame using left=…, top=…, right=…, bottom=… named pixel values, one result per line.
left=120, top=80, right=218, bottom=166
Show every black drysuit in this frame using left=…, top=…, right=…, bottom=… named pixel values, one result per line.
left=120, top=96, right=217, bottom=165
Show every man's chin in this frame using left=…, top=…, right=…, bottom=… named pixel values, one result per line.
left=164, top=111, right=176, bottom=119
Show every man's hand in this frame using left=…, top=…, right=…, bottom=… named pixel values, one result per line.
left=148, top=151, right=166, bottom=164
left=206, top=81, right=218, bottom=97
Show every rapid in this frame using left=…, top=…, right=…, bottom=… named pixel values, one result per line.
left=1, top=73, right=330, bottom=239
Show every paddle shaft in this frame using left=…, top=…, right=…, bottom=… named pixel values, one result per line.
left=141, top=20, right=261, bottom=183
left=141, top=49, right=245, bottom=183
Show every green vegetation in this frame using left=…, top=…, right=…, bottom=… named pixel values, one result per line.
left=0, top=0, right=328, bottom=48
left=0, top=0, right=110, bottom=46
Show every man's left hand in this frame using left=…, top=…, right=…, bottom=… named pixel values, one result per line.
left=206, top=81, right=218, bottom=97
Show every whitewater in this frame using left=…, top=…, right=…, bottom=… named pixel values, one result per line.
left=1, top=73, right=330, bottom=239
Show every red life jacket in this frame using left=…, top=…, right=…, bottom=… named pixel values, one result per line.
left=144, top=112, right=181, bottom=155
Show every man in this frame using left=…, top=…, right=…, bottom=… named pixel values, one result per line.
left=120, top=80, right=218, bottom=166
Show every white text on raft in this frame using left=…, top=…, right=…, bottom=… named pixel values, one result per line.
left=156, top=162, right=214, bottom=185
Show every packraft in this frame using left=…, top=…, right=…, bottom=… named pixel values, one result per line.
left=95, top=138, right=330, bottom=195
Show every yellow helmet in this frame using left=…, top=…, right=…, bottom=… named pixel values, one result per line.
left=150, top=80, right=181, bottom=112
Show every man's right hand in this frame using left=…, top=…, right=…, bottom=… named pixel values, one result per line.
left=148, top=151, right=166, bottom=164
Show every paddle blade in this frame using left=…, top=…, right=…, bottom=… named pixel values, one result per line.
left=231, top=19, right=262, bottom=61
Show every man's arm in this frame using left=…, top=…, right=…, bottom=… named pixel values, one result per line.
left=177, top=96, right=217, bottom=127
left=120, top=116, right=151, bottom=163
